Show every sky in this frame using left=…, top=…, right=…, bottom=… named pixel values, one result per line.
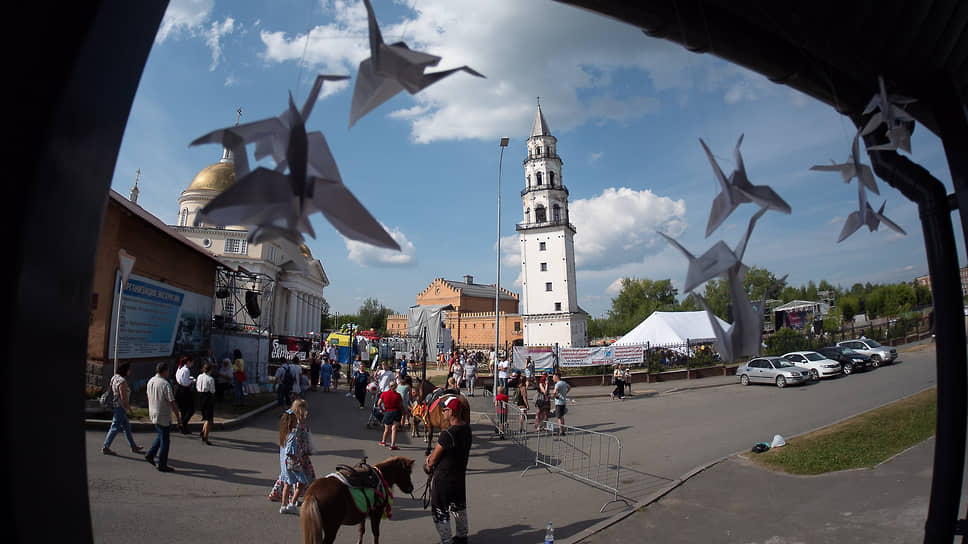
left=110, top=0, right=962, bottom=320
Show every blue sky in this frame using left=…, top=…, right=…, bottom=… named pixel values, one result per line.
left=110, top=0, right=960, bottom=320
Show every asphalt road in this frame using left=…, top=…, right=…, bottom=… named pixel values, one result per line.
left=87, top=343, right=937, bottom=543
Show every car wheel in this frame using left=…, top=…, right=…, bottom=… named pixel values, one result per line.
left=776, top=375, right=787, bottom=388
left=870, top=355, right=881, bottom=368
left=740, top=374, right=750, bottom=386
left=842, top=364, right=852, bottom=375
left=809, top=369, right=819, bottom=381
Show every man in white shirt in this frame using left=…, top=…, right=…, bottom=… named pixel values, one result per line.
left=174, top=357, right=195, bottom=434
left=377, top=362, right=394, bottom=392
left=145, top=362, right=180, bottom=472
left=497, top=357, right=510, bottom=390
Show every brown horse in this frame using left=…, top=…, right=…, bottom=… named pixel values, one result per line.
left=414, top=394, right=470, bottom=455
left=300, top=456, right=415, bottom=544
left=408, top=378, right=437, bottom=438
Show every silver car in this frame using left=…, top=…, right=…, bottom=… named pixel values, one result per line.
left=836, top=338, right=898, bottom=367
left=736, top=356, right=812, bottom=388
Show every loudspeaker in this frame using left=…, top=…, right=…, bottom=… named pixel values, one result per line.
left=213, top=315, right=225, bottom=328
left=245, top=290, right=261, bottom=319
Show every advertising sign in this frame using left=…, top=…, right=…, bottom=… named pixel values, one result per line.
left=559, top=344, right=645, bottom=367
left=271, top=335, right=312, bottom=362
left=108, top=272, right=212, bottom=358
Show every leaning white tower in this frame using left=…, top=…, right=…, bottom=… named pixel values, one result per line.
left=517, top=102, right=587, bottom=348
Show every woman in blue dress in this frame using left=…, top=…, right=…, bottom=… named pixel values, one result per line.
left=319, top=358, right=333, bottom=392
left=276, top=409, right=308, bottom=514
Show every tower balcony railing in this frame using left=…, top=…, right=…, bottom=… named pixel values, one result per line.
left=515, top=217, right=576, bottom=232
left=522, top=152, right=562, bottom=164
left=521, top=184, right=569, bottom=197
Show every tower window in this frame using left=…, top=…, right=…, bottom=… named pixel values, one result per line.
left=549, top=172, right=555, bottom=186
left=224, top=238, right=248, bottom=254
left=536, top=172, right=543, bottom=185
left=525, top=208, right=530, bottom=223
left=179, top=208, right=188, bottom=227
left=536, top=146, right=542, bottom=156
left=553, top=204, right=561, bottom=222
left=555, top=302, right=562, bottom=311
left=540, top=262, right=547, bottom=271
left=535, top=206, right=546, bottom=223
left=514, top=321, right=521, bottom=332
left=545, top=282, right=553, bottom=291
left=539, top=242, right=546, bottom=251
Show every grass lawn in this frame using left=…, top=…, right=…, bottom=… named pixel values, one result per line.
left=746, top=387, right=936, bottom=475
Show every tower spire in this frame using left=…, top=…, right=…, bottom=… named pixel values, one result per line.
left=531, top=99, right=550, bottom=138
left=129, top=169, right=141, bottom=203
left=220, top=108, right=242, bottom=164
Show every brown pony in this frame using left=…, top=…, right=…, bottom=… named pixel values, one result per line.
left=301, top=456, right=416, bottom=544
left=414, top=394, right=470, bottom=455
left=408, top=378, right=437, bottom=438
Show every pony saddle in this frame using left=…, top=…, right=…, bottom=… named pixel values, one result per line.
left=335, top=460, right=380, bottom=489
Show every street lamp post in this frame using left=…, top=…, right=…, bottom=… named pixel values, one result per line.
left=495, top=137, right=509, bottom=397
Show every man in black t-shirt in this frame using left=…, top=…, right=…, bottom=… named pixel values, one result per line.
left=425, top=396, right=471, bottom=544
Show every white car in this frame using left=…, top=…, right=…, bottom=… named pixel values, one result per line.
left=782, top=351, right=843, bottom=380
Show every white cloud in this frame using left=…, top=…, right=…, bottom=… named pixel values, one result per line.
left=157, top=0, right=214, bottom=43
left=571, top=187, right=687, bottom=270
left=605, top=277, right=624, bottom=295
left=254, top=0, right=766, bottom=143
left=589, top=152, right=604, bottom=165
left=205, top=18, right=236, bottom=71
left=344, top=224, right=417, bottom=267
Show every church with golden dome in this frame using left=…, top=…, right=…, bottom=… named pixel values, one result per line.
left=172, top=146, right=329, bottom=338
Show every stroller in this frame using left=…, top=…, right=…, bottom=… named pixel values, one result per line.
left=365, top=387, right=383, bottom=429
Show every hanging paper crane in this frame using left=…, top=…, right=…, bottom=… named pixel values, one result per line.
left=861, top=75, right=916, bottom=154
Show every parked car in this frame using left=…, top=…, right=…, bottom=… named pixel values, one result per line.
left=736, top=356, right=812, bottom=388
left=817, top=346, right=874, bottom=375
left=836, top=338, right=898, bottom=367
left=782, top=351, right=843, bottom=380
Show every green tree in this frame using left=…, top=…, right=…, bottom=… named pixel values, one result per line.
left=357, top=298, right=394, bottom=332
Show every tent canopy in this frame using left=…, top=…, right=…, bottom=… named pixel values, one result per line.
left=615, top=310, right=730, bottom=347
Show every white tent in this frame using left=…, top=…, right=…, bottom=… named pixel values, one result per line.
left=614, top=310, right=731, bottom=347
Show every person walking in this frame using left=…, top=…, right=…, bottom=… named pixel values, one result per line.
left=174, top=356, right=196, bottom=434
left=319, top=357, right=333, bottom=392
left=425, top=396, right=472, bottom=544
left=462, top=355, right=477, bottom=396
left=511, top=373, right=529, bottom=432
left=145, top=362, right=180, bottom=472
left=398, top=375, right=412, bottom=429
left=494, top=385, right=509, bottom=437
left=376, top=362, right=394, bottom=393
left=623, top=365, right=633, bottom=396
left=610, top=364, right=625, bottom=400
left=524, top=356, right=535, bottom=381
left=309, top=353, right=321, bottom=391
left=196, top=361, right=216, bottom=445
left=352, top=366, right=369, bottom=409
left=496, top=356, right=510, bottom=390
left=452, top=357, right=464, bottom=389
left=275, top=360, right=295, bottom=407
left=101, top=362, right=144, bottom=456
left=276, top=408, right=307, bottom=514
left=378, top=381, right=403, bottom=450
left=332, top=360, right=341, bottom=392
left=232, top=349, right=246, bottom=406
left=552, top=373, right=571, bottom=434
left=215, top=358, right=234, bottom=402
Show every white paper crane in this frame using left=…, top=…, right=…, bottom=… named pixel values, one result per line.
left=861, top=75, right=916, bottom=154
left=702, top=135, right=791, bottom=237
left=348, top=0, right=485, bottom=127
left=193, top=93, right=400, bottom=250
left=809, top=133, right=880, bottom=195
left=661, top=208, right=768, bottom=363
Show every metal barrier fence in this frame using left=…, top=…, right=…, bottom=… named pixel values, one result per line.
left=522, top=422, right=631, bottom=513
left=489, top=399, right=530, bottom=447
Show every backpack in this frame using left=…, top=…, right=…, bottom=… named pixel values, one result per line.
left=279, top=364, right=295, bottom=391
left=99, top=386, right=114, bottom=408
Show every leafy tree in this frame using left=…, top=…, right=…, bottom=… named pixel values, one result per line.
left=357, top=297, right=394, bottom=332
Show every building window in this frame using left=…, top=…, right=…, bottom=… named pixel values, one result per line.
left=553, top=204, right=561, bottom=222
left=225, top=238, right=248, bottom=254
left=549, top=171, right=555, bottom=186
left=555, top=302, right=562, bottom=311
left=545, top=282, right=553, bottom=291
left=536, top=146, right=542, bottom=156
left=266, top=245, right=276, bottom=262
left=535, top=206, right=546, bottom=222
left=179, top=208, right=188, bottom=226
left=539, top=242, right=546, bottom=251
left=540, top=262, right=548, bottom=271
left=536, top=171, right=543, bottom=185
left=525, top=208, right=530, bottom=223
left=514, top=321, right=521, bottom=332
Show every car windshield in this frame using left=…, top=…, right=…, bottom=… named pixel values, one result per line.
left=866, top=340, right=882, bottom=347
left=805, top=352, right=825, bottom=361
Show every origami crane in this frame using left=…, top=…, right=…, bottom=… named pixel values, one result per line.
left=662, top=208, right=768, bottom=362
left=838, top=197, right=907, bottom=243
left=191, top=74, right=349, bottom=178
left=809, top=132, right=879, bottom=195
left=348, top=0, right=484, bottom=127
left=861, top=75, right=916, bottom=154
left=194, top=94, right=400, bottom=250
left=701, top=135, right=791, bottom=237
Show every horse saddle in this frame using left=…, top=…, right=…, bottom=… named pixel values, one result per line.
left=334, top=460, right=380, bottom=489
left=425, top=388, right=457, bottom=407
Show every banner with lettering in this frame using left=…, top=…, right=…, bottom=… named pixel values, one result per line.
left=271, top=335, right=312, bottom=363
left=108, top=272, right=212, bottom=358
left=559, top=344, right=645, bottom=367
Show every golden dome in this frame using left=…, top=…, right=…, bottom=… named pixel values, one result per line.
left=186, top=161, right=235, bottom=193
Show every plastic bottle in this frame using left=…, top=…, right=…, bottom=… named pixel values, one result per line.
left=544, top=522, right=554, bottom=544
